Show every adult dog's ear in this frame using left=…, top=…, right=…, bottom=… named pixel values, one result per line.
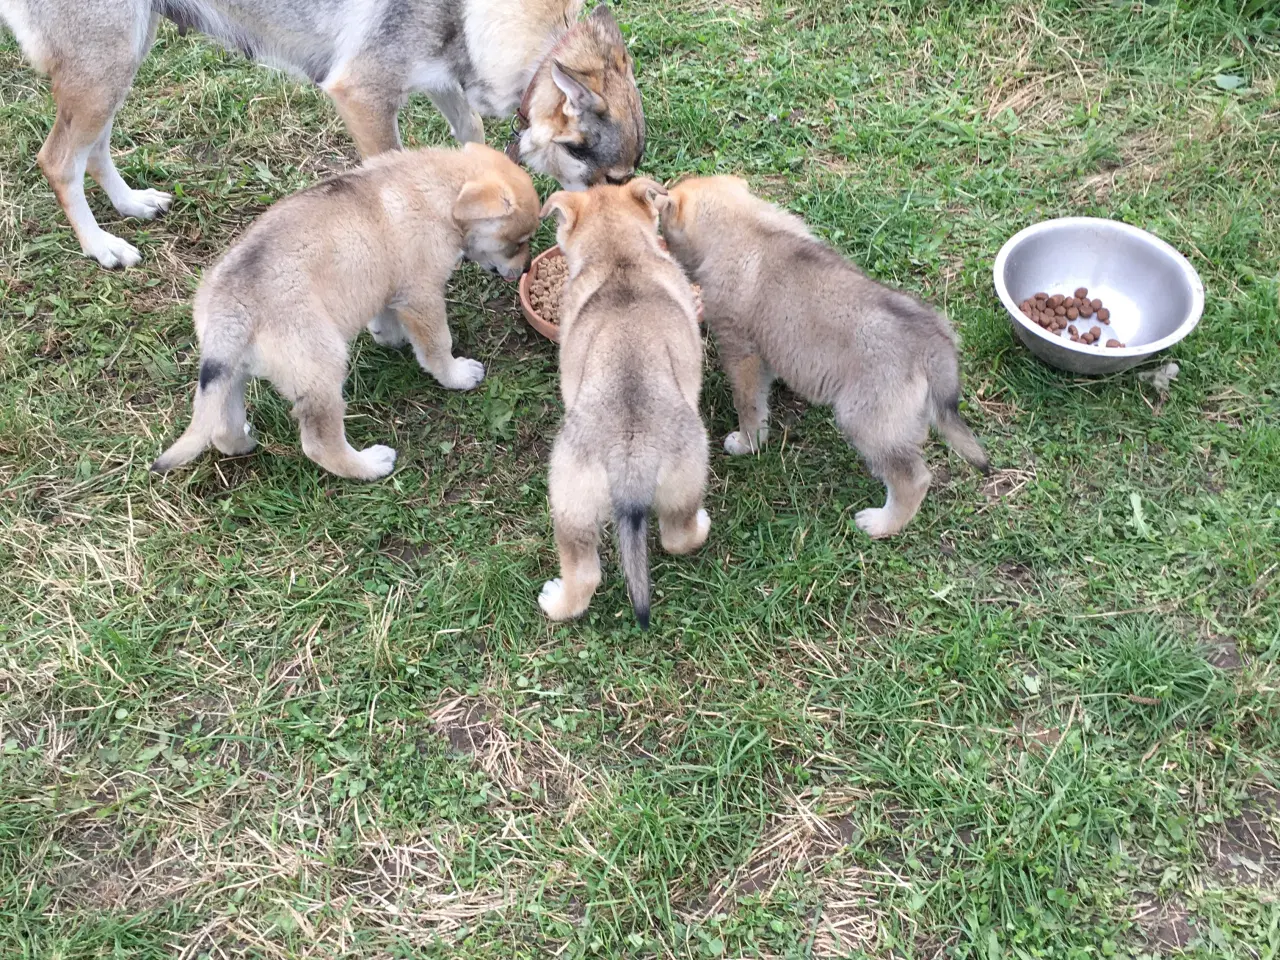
left=628, top=177, right=669, bottom=216
left=540, top=191, right=583, bottom=232
left=551, top=61, right=606, bottom=117
left=453, top=177, right=514, bottom=221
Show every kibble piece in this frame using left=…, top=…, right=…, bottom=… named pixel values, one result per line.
left=1055, top=305, right=1066, bottom=316
left=1078, top=302, right=1093, bottom=318
left=1064, top=297, right=1077, bottom=308
left=1050, top=294, right=1064, bottom=306
left=1096, top=308, right=1110, bottom=322
left=1090, top=325, right=1102, bottom=339
left=1106, top=339, right=1122, bottom=348
left=1074, top=287, right=1088, bottom=299
left=1067, top=307, right=1078, bottom=320
left=1034, top=291, right=1048, bottom=301
left=1090, top=298, right=1102, bottom=310
left=1068, top=324, right=1078, bottom=336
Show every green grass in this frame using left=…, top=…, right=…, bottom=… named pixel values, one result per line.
left=2, top=1, right=1279, bottom=957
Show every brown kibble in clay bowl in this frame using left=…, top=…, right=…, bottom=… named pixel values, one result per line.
left=519, top=244, right=705, bottom=342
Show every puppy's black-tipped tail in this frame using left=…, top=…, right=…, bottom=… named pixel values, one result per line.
left=151, top=359, right=230, bottom=473
left=934, top=395, right=990, bottom=475
left=614, top=504, right=650, bottom=629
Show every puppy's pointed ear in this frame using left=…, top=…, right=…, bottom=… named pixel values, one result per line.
left=628, top=178, right=669, bottom=216
left=552, top=61, right=605, bottom=117
left=589, top=4, right=619, bottom=28
left=660, top=185, right=685, bottom=225
left=588, top=4, right=625, bottom=43
left=453, top=177, right=514, bottom=221
left=540, top=191, right=581, bottom=231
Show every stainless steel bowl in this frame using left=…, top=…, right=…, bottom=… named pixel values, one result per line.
left=993, top=217, right=1204, bottom=375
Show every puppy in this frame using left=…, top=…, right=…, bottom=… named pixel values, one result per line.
left=1, top=1, right=642, bottom=267
left=661, top=175, right=989, bottom=538
left=152, top=142, right=539, bottom=480
left=538, top=179, right=709, bottom=628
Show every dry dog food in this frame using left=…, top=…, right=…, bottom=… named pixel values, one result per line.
left=528, top=253, right=703, bottom=326
left=1018, top=287, right=1124, bottom=348
left=528, top=251, right=570, bottom=322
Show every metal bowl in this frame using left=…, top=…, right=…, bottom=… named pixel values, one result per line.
left=993, top=217, right=1204, bottom=375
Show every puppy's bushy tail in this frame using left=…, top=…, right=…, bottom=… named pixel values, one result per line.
left=151, top=318, right=249, bottom=474
left=609, top=460, right=657, bottom=630
left=926, top=349, right=991, bottom=475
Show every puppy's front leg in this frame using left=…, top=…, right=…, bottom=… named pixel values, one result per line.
left=722, top=351, right=773, bottom=455
left=396, top=296, right=485, bottom=390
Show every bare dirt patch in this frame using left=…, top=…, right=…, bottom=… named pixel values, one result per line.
left=1204, top=793, right=1280, bottom=887
left=694, top=789, right=888, bottom=956
left=1203, top=636, right=1243, bottom=672
left=430, top=694, right=600, bottom=815
left=1132, top=895, right=1197, bottom=950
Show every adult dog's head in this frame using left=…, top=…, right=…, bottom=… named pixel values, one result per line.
left=518, top=5, right=645, bottom=191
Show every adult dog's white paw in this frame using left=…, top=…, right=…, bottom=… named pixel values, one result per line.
left=114, top=188, right=172, bottom=220
left=356, top=444, right=398, bottom=480
left=440, top=357, right=485, bottom=391
left=83, top=230, right=142, bottom=269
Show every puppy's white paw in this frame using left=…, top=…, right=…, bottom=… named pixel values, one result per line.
left=724, top=429, right=766, bottom=455
left=694, top=507, right=712, bottom=544
left=356, top=444, right=398, bottom=480
left=439, top=357, right=485, bottom=391
left=83, top=230, right=142, bottom=269
left=368, top=311, right=409, bottom=348
left=538, top=578, right=570, bottom=620
left=855, top=507, right=899, bottom=539
left=113, top=188, right=172, bottom=220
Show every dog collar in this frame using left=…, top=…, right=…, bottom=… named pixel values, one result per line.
left=504, top=22, right=579, bottom=163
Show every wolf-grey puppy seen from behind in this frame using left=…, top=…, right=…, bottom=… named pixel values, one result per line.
left=661, top=175, right=990, bottom=539
left=0, top=0, right=642, bottom=268
left=538, top=179, right=710, bottom=628
left=151, top=143, right=539, bottom=481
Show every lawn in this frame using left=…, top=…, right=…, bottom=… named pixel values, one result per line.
left=1, top=1, right=1278, bottom=957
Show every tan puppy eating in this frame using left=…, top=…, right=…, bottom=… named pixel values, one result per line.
left=661, top=175, right=989, bottom=538
left=152, top=142, right=539, bottom=481
left=538, top=179, right=710, bottom=628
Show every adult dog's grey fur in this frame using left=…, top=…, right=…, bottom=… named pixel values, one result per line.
left=1, top=0, right=642, bottom=267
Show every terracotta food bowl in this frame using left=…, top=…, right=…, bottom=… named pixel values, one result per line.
left=518, top=243, right=704, bottom=343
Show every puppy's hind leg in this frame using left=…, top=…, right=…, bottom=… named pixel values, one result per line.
left=276, top=337, right=396, bottom=480
left=540, top=445, right=607, bottom=622
left=152, top=358, right=253, bottom=473
left=720, top=347, right=773, bottom=455
left=656, top=430, right=712, bottom=555
left=836, top=404, right=931, bottom=538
